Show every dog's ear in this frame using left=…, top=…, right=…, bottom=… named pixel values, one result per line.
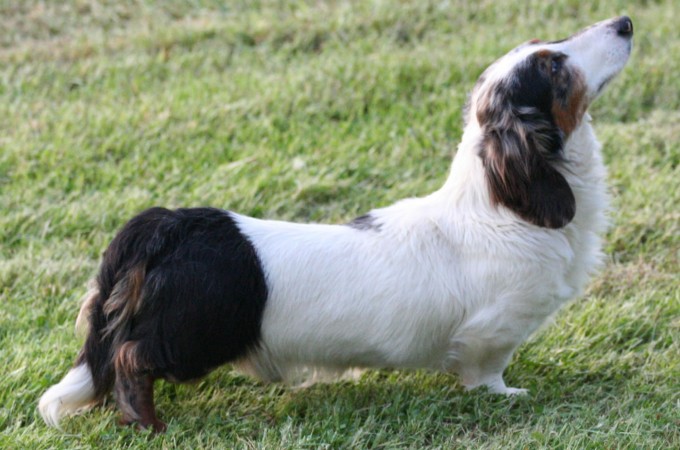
left=478, top=105, right=576, bottom=229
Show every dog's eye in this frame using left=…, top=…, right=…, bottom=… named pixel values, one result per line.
left=550, top=54, right=567, bottom=75
left=551, top=59, right=561, bottom=74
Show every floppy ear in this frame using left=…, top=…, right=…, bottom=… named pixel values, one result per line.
left=478, top=112, right=576, bottom=229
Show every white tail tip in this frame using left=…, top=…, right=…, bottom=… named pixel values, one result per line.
left=38, top=364, right=97, bottom=430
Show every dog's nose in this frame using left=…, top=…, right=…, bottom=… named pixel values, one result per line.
left=614, top=16, right=633, bottom=37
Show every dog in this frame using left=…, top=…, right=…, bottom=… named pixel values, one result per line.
left=39, top=17, right=633, bottom=432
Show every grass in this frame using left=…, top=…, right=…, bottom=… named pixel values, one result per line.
left=1, top=0, right=678, bottom=448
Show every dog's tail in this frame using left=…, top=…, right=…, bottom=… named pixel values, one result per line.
left=38, top=285, right=103, bottom=429
left=39, top=208, right=175, bottom=429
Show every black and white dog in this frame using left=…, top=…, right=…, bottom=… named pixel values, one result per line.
left=40, top=17, right=633, bottom=432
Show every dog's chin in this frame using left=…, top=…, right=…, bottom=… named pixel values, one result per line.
left=590, top=71, right=625, bottom=101
left=592, top=75, right=616, bottom=98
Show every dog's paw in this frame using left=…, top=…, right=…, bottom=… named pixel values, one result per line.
left=462, top=375, right=529, bottom=396
left=497, top=386, right=529, bottom=396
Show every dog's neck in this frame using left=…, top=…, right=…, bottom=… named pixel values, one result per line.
left=371, top=115, right=607, bottom=241
left=433, top=121, right=494, bottom=211
left=434, top=117, right=604, bottom=216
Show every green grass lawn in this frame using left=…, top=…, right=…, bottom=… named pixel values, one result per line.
left=1, top=1, right=678, bottom=448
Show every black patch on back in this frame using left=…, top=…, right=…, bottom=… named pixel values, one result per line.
left=347, top=213, right=381, bottom=231
left=85, top=207, right=269, bottom=385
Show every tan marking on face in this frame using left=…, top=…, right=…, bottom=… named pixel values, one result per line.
left=535, top=49, right=553, bottom=59
left=552, top=69, right=588, bottom=136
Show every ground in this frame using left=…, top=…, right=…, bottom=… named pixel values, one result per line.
left=1, top=1, right=678, bottom=448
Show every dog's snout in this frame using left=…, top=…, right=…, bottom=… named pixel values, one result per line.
left=613, top=16, right=633, bottom=37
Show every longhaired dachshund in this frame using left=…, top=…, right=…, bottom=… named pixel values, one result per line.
left=40, top=17, right=633, bottom=432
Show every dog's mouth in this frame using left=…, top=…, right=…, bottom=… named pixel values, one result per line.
left=578, top=16, right=634, bottom=100
left=593, top=40, right=633, bottom=98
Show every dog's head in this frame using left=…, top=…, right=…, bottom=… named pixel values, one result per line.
left=470, top=17, right=633, bottom=228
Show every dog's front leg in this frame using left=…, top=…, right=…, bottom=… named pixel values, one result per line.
left=450, top=337, right=528, bottom=396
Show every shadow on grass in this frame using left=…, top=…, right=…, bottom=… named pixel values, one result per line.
left=142, top=357, right=649, bottom=445
left=44, top=339, right=665, bottom=447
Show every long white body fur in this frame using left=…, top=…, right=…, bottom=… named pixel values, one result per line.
left=234, top=114, right=607, bottom=393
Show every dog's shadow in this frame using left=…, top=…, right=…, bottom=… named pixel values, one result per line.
left=151, top=355, right=645, bottom=443
left=113, top=310, right=667, bottom=439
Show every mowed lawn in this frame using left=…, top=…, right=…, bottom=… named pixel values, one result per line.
left=1, top=1, right=678, bottom=448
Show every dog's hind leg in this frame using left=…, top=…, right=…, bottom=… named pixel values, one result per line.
left=114, top=341, right=167, bottom=432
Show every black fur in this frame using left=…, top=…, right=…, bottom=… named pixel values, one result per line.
left=477, top=51, right=576, bottom=229
left=77, top=207, right=268, bottom=402
left=347, top=213, right=381, bottom=231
